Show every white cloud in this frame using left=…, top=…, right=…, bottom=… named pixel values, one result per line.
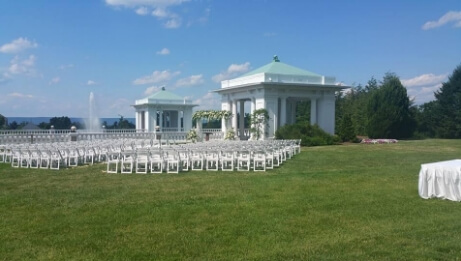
left=8, top=55, right=36, bottom=75
left=164, top=18, right=181, bottom=28
left=49, top=77, right=60, bottom=85
left=156, top=48, right=170, bottom=55
left=176, top=74, right=204, bottom=87
left=136, top=7, right=149, bottom=15
left=133, top=70, right=180, bottom=85
left=402, top=73, right=448, bottom=104
left=422, top=11, right=461, bottom=30
left=401, top=73, right=448, bottom=87
left=0, top=37, right=38, bottom=53
left=105, top=0, right=189, bottom=28
left=8, top=92, right=34, bottom=98
left=87, top=80, right=96, bottom=85
left=144, top=86, right=161, bottom=95
left=152, top=7, right=169, bottom=18
left=193, top=92, right=221, bottom=110
left=212, top=62, right=251, bottom=82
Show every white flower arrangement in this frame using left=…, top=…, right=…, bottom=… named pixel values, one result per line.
left=224, top=129, right=236, bottom=140
left=186, top=129, right=198, bottom=143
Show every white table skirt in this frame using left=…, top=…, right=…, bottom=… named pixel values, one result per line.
left=418, top=159, right=461, bottom=201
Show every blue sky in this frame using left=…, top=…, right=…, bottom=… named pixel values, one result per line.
left=0, top=0, right=460, bottom=118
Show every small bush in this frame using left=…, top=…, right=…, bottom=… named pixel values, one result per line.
left=276, top=122, right=340, bottom=146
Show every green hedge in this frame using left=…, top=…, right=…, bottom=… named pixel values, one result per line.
left=275, top=122, right=341, bottom=146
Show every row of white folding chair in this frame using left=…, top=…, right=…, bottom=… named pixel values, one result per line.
left=106, top=148, right=182, bottom=174
left=9, top=146, right=63, bottom=170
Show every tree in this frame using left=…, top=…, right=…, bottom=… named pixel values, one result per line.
left=367, top=73, right=416, bottom=139
left=50, top=116, right=72, bottom=129
left=38, top=122, right=51, bottom=129
left=338, top=113, right=357, bottom=142
left=0, top=114, right=6, bottom=129
left=413, top=101, right=437, bottom=138
left=433, top=64, right=461, bottom=138
left=9, top=121, right=18, bottom=130
left=335, top=81, right=375, bottom=136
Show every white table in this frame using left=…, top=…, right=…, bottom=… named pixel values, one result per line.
left=418, top=159, right=461, bottom=201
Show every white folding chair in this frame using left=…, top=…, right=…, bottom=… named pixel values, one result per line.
left=135, top=149, right=149, bottom=174
left=237, top=150, right=251, bottom=171
left=149, top=150, right=164, bottom=173
left=205, top=150, right=220, bottom=171
left=220, top=150, right=235, bottom=171
left=190, top=150, right=204, bottom=171
left=165, top=150, right=180, bottom=174
left=106, top=151, right=120, bottom=173
left=121, top=151, right=135, bottom=174
left=252, top=150, right=266, bottom=172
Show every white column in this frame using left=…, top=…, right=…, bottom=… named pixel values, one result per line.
left=239, top=100, right=245, bottom=139
left=232, top=100, right=238, bottom=135
left=250, top=98, right=255, bottom=140
left=152, top=110, right=157, bottom=133
left=280, top=97, right=287, bottom=127
left=145, top=110, right=150, bottom=132
left=310, top=99, right=317, bottom=125
left=183, top=108, right=192, bottom=132
left=221, top=101, right=230, bottom=134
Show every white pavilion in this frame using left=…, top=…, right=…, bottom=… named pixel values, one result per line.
left=214, top=56, right=347, bottom=139
left=133, top=87, right=197, bottom=132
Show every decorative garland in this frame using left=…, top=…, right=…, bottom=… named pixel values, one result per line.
left=192, top=110, right=233, bottom=121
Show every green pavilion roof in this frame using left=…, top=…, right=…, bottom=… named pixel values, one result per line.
left=241, top=56, right=322, bottom=78
left=146, top=87, right=183, bottom=100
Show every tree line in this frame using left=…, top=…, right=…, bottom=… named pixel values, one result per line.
left=0, top=116, right=134, bottom=130
left=332, top=64, right=461, bottom=140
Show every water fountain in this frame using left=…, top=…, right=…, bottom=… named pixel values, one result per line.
left=84, top=92, right=101, bottom=132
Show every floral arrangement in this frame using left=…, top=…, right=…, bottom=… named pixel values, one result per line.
left=361, top=139, right=398, bottom=144
left=192, top=110, right=233, bottom=121
left=186, top=129, right=198, bottom=143
left=224, top=129, right=236, bottom=140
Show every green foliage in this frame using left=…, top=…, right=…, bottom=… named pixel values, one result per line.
left=413, top=102, right=437, bottom=138
left=338, top=113, right=357, bottom=142
left=432, top=64, right=461, bottom=138
left=117, top=116, right=135, bottom=129
left=295, top=100, right=311, bottom=123
left=366, top=73, right=416, bottom=139
left=275, top=122, right=340, bottom=146
left=104, top=116, right=135, bottom=129
left=50, top=116, right=72, bottom=129
left=335, top=80, right=377, bottom=136
left=8, top=121, right=18, bottom=130
left=192, top=110, right=232, bottom=121
left=38, top=122, right=50, bottom=129
left=250, top=109, right=269, bottom=140
left=0, top=113, right=6, bottom=129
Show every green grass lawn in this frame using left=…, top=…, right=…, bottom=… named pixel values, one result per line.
left=1, top=139, right=461, bottom=260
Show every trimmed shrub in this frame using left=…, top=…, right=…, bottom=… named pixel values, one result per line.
left=276, top=122, right=340, bottom=146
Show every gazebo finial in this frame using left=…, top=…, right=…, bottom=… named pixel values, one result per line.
left=161, top=86, right=165, bottom=91
left=273, top=55, right=280, bottom=62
